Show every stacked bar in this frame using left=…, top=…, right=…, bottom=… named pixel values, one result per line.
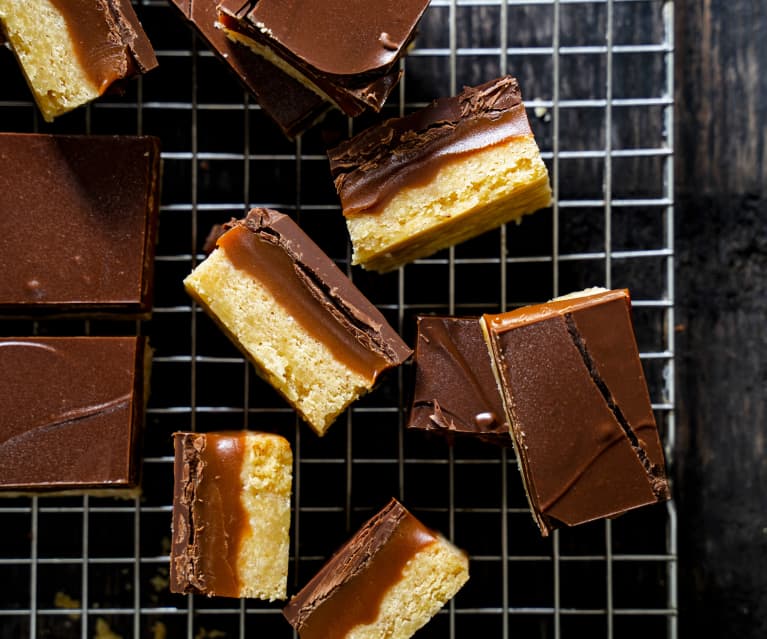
left=184, top=208, right=412, bottom=436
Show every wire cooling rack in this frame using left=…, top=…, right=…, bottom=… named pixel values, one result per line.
left=0, top=0, right=676, bottom=637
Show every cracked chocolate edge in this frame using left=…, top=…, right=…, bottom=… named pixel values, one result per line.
left=564, top=314, right=669, bottom=500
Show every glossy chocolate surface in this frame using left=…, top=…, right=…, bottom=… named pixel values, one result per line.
left=167, top=0, right=326, bottom=137
left=283, top=498, right=438, bottom=637
left=0, top=133, right=160, bottom=315
left=408, top=316, right=511, bottom=446
left=218, top=0, right=427, bottom=115
left=0, top=337, right=146, bottom=493
left=170, top=432, right=248, bottom=597
left=215, top=208, right=412, bottom=380
left=328, top=75, right=532, bottom=216
left=50, top=0, right=157, bottom=91
left=483, top=289, right=670, bottom=535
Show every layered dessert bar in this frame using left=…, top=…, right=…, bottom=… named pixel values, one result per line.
left=283, top=498, right=469, bottom=638
left=0, top=133, right=160, bottom=317
left=0, top=337, right=150, bottom=496
left=170, top=431, right=293, bottom=600
left=480, top=288, right=671, bottom=535
left=217, top=0, right=429, bottom=116
left=183, top=208, right=412, bottom=435
left=167, top=0, right=327, bottom=137
left=0, top=0, right=157, bottom=121
left=407, top=315, right=511, bottom=446
left=328, top=75, right=553, bottom=272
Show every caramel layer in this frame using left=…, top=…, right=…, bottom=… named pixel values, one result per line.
left=171, top=432, right=248, bottom=597
left=286, top=500, right=437, bottom=637
left=49, top=0, right=157, bottom=93
left=216, top=217, right=403, bottom=381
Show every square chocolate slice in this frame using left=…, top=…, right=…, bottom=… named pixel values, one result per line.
left=407, top=315, right=511, bottom=446
left=481, top=288, right=670, bottom=535
left=0, top=336, right=149, bottom=496
left=0, top=133, right=160, bottom=317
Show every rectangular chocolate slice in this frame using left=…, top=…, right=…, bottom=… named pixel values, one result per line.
left=217, top=0, right=429, bottom=116
left=283, top=498, right=469, bottom=638
left=480, top=288, right=670, bottom=535
left=0, top=133, right=160, bottom=317
left=183, top=208, right=412, bottom=436
left=0, top=336, right=149, bottom=496
left=0, top=0, right=157, bottom=121
left=171, top=430, right=293, bottom=600
left=167, top=0, right=328, bottom=138
left=408, top=315, right=511, bottom=446
left=328, top=75, right=552, bottom=272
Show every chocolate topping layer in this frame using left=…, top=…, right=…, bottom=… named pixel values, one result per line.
left=170, top=432, right=248, bottom=597
left=408, top=316, right=511, bottom=446
left=167, top=0, right=326, bottom=137
left=0, top=337, right=146, bottom=493
left=227, top=0, right=427, bottom=76
left=217, top=0, right=426, bottom=115
left=328, top=75, right=533, bottom=216
left=483, top=289, right=670, bottom=535
left=0, top=133, right=160, bottom=316
left=283, top=498, right=437, bottom=636
left=50, top=0, right=157, bottom=91
left=215, top=209, right=412, bottom=379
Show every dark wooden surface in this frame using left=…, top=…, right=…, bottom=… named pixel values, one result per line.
left=675, top=1, right=767, bottom=637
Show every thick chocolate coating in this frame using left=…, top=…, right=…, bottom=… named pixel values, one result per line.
left=0, top=133, right=160, bottom=316
left=215, top=208, right=412, bottom=377
left=283, top=498, right=437, bottom=637
left=408, top=316, right=511, bottom=446
left=483, top=289, right=670, bottom=535
left=217, top=0, right=428, bottom=115
left=167, top=0, right=327, bottom=137
left=0, top=337, right=147, bottom=494
left=328, top=75, right=533, bottom=216
left=170, top=432, right=247, bottom=597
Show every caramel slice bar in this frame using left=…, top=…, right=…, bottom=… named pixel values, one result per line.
left=217, top=0, right=429, bottom=116
left=0, top=0, right=157, bottom=121
left=167, top=0, right=327, bottom=138
left=408, top=315, right=511, bottom=446
left=328, top=75, right=553, bottom=272
left=0, top=133, right=160, bottom=317
left=0, top=337, right=149, bottom=497
left=170, top=431, right=293, bottom=600
left=283, top=498, right=469, bottom=639
left=183, top=208, right=412, bottom=436
left=480, top=288, right=671, bottom=535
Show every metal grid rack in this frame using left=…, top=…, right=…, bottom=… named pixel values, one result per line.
left=0, top=0, right=676, bottom=637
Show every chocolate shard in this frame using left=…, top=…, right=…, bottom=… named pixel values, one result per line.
left=217, top=0, right=429, bottom=116
left=0, top=133, right=161, bottom=317
left=183, top=208, right=412, bottom=435
left=0, top=0, right=157, bottom=121
left=167, top=0, right=328, bottom=138
left=408, top=315, right=511, bottom=446
left=170, top=431, right=293, bottom=600
left=326, top=75, right=553, bottom=273
left=0, top=337, right=149, bottom=496
left=283, top=498, right=469, bottom=638
left=481, top=288, right=671, bottom=536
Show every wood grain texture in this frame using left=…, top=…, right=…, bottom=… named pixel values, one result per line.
left=676, top=1, right=767, bottom=637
